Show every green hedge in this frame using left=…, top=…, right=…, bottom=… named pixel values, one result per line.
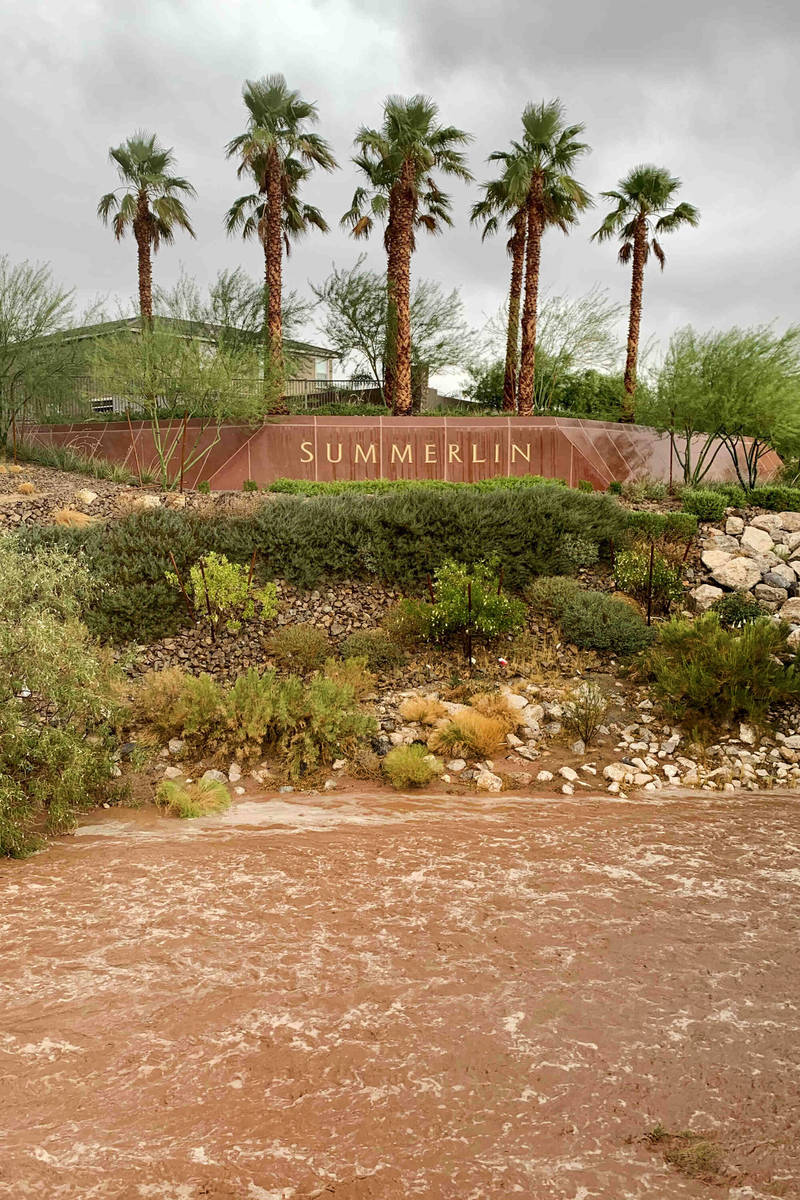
left=266, top=473, right=568, bottom=495
left=19, top=485, right=629, bottom=643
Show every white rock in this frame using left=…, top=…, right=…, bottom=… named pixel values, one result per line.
left=323, top=778, right=337, bottom=791
left=559, top=766, right=579, bottom=782
left=739, top=723, right=756, bottom=745
left=132, top=493, right=161, bottom=510
left=701, top=549, right=732, bottom=571
left=561, top=783, right=574, bottom=795
left=711, top=557, right=763, bottom=591
left=783, top=735, right=800, bottom=749
left=603, top=762, right=627, bottom=782
left=228, top=763, right=242, bottom=783
left=536, top=770, right=554, bottom=783
left=475, top=768, right=503, bottom=793
left=777, top=511, right=800, bottom=532
left=741, top=526, right=774, bottom=554
left=779, top=597, right=800, bottom=623
left=163, top=765, right=183, bottom=780
left=788, top=628, right=800, bottom=649
left=502, top=691, right=528, bottom=711
left=202, top=769, right=227, bottom=784
left=506, top=733, right=524, bottom=748
left=234, top=786, right=245, bottom=796
left=168, top=738, right=185, bottom=756
left=447, top=758, right=467, bottom=772
left=725, top=516, right=745, bottom=535
left=750, top=513, right=782, bottom=533
left=332, top=758, right=347, bottom=771
left=75, top=488, right=98, bottom=506
left=570, top=739, right=586, bottom=755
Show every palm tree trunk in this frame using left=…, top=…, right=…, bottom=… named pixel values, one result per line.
left=392, top=169, right=415, bottom=416
left=134, top=198, right=153, bottom=324
left=517, top=177, right=543, bottom=417
left=265, top=154, right=283, bottom=371
left=383, top=191, right=400, bottom=411
left=503, top=211, right=526, bottom=413
left=622, top=216, right=647, bottom=422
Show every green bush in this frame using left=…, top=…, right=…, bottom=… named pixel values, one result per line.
left=623, top=478, right=668, bottom=502
left=710, top=591, right=763, bottom=628
left=155, top=777, right=231, bottom=818
left=197, top=480, right=211, bottom=494
left=577, top=479, right=594, bottom=492
left=242, top=479, right=258, bottom=493
left=560, top=591, right=655, bottom=656
left=626, top=510, right=698, bottom=544
left=681, top=489, right=728, bottom=522
left=607, top=480, right=623, bottom=495
left=339, top=629, right=405, bottom=671
left=748, top=484, right=800, bottom=512
left=559, top=533, right=600, bottom=570
left=168, top=551, right=278, bottom=634
left=644, top=613, right=800, bottom=726
left=265, top=623, right=331, bottom=672
left=525, top=575, right=583, bottom=618
left=613, top=549, right=684, bottom=614
left=0, top=540, right=122, bottom=856
left=404, top=560, right=527, bottom=644
left=133, top=665, right=375, bottom=778
left=383, top=744, right=442, bottom=789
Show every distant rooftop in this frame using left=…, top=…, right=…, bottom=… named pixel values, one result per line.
left=45, top=315, right=336, bottom=359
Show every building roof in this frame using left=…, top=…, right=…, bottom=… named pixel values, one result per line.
left=43, top=315, right=336, bottom=359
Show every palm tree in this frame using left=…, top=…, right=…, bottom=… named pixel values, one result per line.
left=225, top=74, right=337, bottom=371
left=593, top=165, right=699, bottom=420
left=471, top=171, right=528, bottom=413
left=97, top=132, right=196, bottom=323
left=342, top=95, right=472, bottom=414
left=495, top=102, right=591, bottom=416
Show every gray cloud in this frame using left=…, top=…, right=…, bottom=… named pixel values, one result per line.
left=1, top=0, right=798, bottom=379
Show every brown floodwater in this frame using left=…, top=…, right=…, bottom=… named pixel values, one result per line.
left=1, top=789, right=799, bottom=1198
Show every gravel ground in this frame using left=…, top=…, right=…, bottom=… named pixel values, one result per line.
left=1, top=789, right=798, bottom=1199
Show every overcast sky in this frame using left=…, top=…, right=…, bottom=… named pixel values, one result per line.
left=2, top=0, right=799, bottom=381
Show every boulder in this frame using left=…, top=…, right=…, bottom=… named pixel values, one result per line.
left=536, top=770, right=554, bottom=783
left=779, top=597, right=800, bottom=623
left=75, top=488, right=98, bottom=506
left=603, top=762, right=628, bottom=783
left=710, top=557, right=763, bottom=591
left=202, top=769, right=228, bottom=784
left=501, top=691, right=529, bottom=711
left=475, top=768, right=503, bottom=793
left=725, top=516, right=745, bottom=536
left=163, top=765, right=183, bottom=780
left=228, top=762, right=242, bottom=783
left=691, top=583, right=723, bottom=611
left=701, top=549, right=732, bottom=572
left=741, top=526, right=774, bottom=554
left=751, top=514, right=783, bottom=533
left=559, top=766, right=578, bottom=782
left=762, top=564, right=795, bottom=588
left=754, top=583, right=788, bottom=604
left=778, top=512, right=800, bottom=532
left=446, top=758, right=466, bottom=772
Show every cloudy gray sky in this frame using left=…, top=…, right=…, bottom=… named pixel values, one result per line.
left=2, top=0, right=799, bottom=380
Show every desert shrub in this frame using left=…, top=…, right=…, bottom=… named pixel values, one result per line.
left=710, top=590, right=762, bottom=627
left=322, top=656, right=375, bottom=699
left=383, top=598, right=435, bottom=644
left=168, top=551, right=278, bottom=633
left=626, top=510, right=698, bottom=544
left=339, top=629, right=405, bottom=671
left=681, top=489, right=727, bottom=522
left=428, top=709, right=507, bottom=758
left=131, top=668, right=191, bottom=741
left=383, top=744, right=442, bottom=789
left=559, top=533, right=600, bottom=570
left=197, top=480, right=211, bottom=494
left=562, top=682, right=609, bottom=745
left=280, top=674, right=376, bottom=779
left=644, top=613, right=800, bottom=726
left=560, top=591, right=655, bottom=656
left=242, top=479, right=258, bottom=493
left=155, top=777, right=230, bottom=818
left=613, top=549, right=684, bottom=614
left=607, top=480, right=623, bottom=495
left=623, top=478, right=668, bottom=503
left=347, top=743, right=382, bottom=780
left=525, top=575, right=583, bottom=618
left=399, top=696, right=449, bottom=725
left=747, top=484, right=800, bottom=512
left=468, top=691, right=520, bottom=728
left=577, top=479, right=594, bottom=492
left=0, top=540, right=122, bottom=856
left=409, top=560, right=526, bottom=644
left=16, top=480, right=36, bottom=495
left=265, top=623, right=331, bottom=672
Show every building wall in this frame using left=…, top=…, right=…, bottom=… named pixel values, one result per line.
left=21, top=414, right=781, bottom=490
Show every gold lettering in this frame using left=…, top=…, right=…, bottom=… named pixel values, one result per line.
left=424, top=443, right=437, bottom=464
left=472, top=443, right=486, bottom=464
left=300, top=440, right=314, bottom=463
left=494, top=443, right=501, bottom=464
left=355, top=443, right=377, bottom=464
left=448, top=443, right=462, bottom=464
left=326, top=442, right=343, bottom=464
left=511, top=442, right=531, bottom=464
left=391, top=444, right=412, bottom=464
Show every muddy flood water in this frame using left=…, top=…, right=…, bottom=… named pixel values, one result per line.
left=1, top=790, right=799, bottom=1199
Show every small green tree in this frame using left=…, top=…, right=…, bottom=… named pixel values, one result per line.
left=167, top=551, right=279, bottom=634
left=0, top=256, right=74, bottom=447
left=90, top=325, right=282, bottom=488
left=312, top=255, right=474, bottom=401
left=644, top=325, right=800, bottom=488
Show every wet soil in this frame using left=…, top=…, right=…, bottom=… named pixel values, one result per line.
left=1, top=790, right=799, bottom=1199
